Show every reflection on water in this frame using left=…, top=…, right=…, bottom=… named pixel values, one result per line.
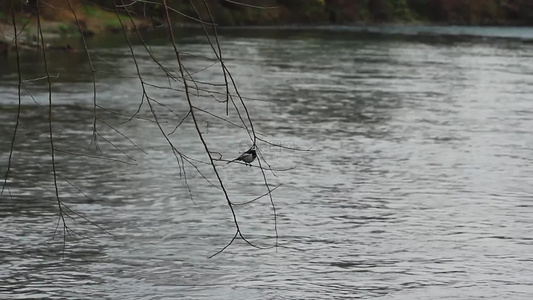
left=1, top=26, right=533, bottom=299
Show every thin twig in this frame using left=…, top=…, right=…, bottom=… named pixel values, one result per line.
left=37, top=0, right=68, bottom=256
left=67, top=0, right=100, bottom=151
left=164, top=0, right=263, bottom=256
left=2, top=4, right=23, bottom=196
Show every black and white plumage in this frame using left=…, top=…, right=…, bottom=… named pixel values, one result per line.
left=227, top=146, right=257, bottom=166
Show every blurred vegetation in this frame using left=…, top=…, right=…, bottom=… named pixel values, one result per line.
left=159, top=0, right=533, bottom=25
left=2, top=0, right=533, bottom=29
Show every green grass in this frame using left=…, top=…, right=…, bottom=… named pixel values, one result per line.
left=103, top=17, right=122, bottom=28
left=57, top=23, right=77, bottom=34
left=83, top=5, right=101, bottom=17
left=83, top=4, right=127, bottom=28
left=0, top=13, right=29, bottom=23
left=16, top=16, right=30, bottom=25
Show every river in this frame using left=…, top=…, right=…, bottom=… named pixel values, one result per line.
left=1, top=26, right=533, bottom=299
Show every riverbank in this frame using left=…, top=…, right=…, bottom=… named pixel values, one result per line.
left=0, top=3, right=151, bottom=54
left=0, top=5, right=150, bottom=36
left=1, top=0, right=532, bottom=54
left=2, top=0, right=533, bottom=32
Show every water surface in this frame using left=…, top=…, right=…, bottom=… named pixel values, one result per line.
left=1, top=26, right=533, bottom=299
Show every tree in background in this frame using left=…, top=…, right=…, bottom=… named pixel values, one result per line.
left=3, top=0, right=533, bottom=26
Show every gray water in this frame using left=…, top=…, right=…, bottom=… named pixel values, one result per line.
left=1, top=26, right=533, bottom=299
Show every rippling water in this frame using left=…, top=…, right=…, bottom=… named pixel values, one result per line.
left=1, top=26, right=533, bottom=299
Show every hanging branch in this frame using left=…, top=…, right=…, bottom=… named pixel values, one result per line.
left=1, top=1, right=23, bottom=197
left=36, top=0, right=69, bottom=254
left=66, top=0, right=100, bottom=151
left=162, top=0, right=265, bottom=256
left=1, top=0, right=300, bottom=257
left=188, top=0, right=282, bottom=251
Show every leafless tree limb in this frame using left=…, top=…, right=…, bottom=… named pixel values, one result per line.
left=1, top=2, right=22, bottom=197
left=37, top=0, right=69, bottom=254
left=1, top=0, right=302, bottom=258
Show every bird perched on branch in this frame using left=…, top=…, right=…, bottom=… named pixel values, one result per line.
left=227, top=146, right=257, bottom=166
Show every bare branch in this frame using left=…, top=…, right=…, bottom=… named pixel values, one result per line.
left=37, top=0, right=68, bottom=254
left=2, top=3, right=23, bottom=196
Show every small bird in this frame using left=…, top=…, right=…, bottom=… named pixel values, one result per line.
left=227, top=146, right=257, bottom=166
